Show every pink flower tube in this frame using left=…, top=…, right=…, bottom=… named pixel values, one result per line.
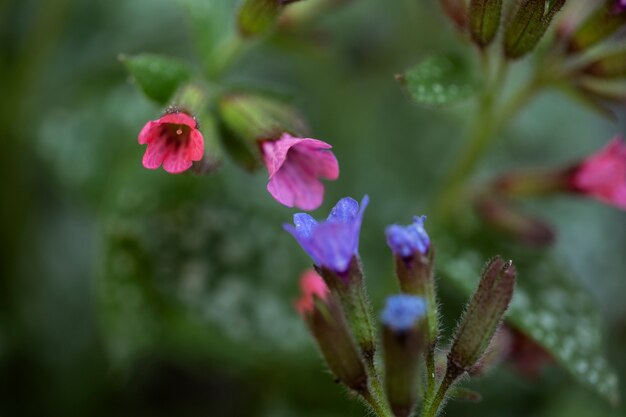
left=261, top=133, right=339, bottom=211
left=138, top=111, right=204, bottom=174
left=571, top=136, right=626, bottom=210
left=294, top=269, right=329, bottom=316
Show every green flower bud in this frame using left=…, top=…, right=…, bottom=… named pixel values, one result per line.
left=504, top=0, right=566, bottom=60
left=448, top=257, right=516, bottom=373
left=217, top=93, right=308, bottom=170
left=469, top=0, right=502, bottom=48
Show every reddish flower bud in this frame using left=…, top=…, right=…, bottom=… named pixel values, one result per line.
left=138, top=110, right=204, bottom=174
left=296, top=269, right=369, bottom=392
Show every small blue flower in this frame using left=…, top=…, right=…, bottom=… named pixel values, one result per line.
left=284, top=196, right=369, bottom=273
left=385, top=215, right=430, bottom=258
left=381, top=295, right=427, bottom=332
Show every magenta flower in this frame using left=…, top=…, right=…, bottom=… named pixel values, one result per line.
left=138, top=111, right=204, bottom=174
left=261, top=133, right=339, bottom=211
left=571, top=136, right=626, bottom=210
left=614, top=0, right=626, bottom=13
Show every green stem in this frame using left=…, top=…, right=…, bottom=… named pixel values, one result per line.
left=431, top=63, right=541, bottom=221
left=362, top=389, right=394, bottom=417
left=423, top=377, right=453, bottom=417
left=425, top=345, right=436, bottom=406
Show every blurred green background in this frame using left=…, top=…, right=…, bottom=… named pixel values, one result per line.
left=1, top=0, right=625, bottom=416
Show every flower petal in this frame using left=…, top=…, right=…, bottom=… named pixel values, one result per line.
left=163, top=146, right=193, bottom=174
left=292, top=213, right=318, bottom=238
left=142, top=136, right=170, bottom=169
left=267, top=154, right=325, bottom=210
left=187, top=129, right=205, bottom=161
left=138, top=121, right=159, bottom=144
left=158, top=112, right=197, bottom=128
left=261, top=134, right=303, bottom=177
left=327, top=197, right=360, bottom=223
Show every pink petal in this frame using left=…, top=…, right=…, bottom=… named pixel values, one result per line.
left=157, top=112, right=197, bottom=128
left=163, top=146, right=193, bottom=174
left=138, top=121, right=159, bottom=144
left=187, top=129, right=205, bottom=161
left=261, top=134, right=304, bottom=177
left=142, top=136, right=170, bottom=169
left=291, top=141, right=339, bottom=180
left=267, top=156, right=325, bottom=210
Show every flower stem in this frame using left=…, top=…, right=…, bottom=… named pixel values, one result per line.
left=431, top=61, right=541, bottom=221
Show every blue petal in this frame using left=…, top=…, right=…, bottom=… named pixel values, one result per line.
left=292, top=213, right=318, bottom=239
left=284, top=223, right=321, bottom=265
left=307, top=222, right=356, bottom=273
left=327, top=197, right=359, bottom=223
left=385, top=214, right=430, bottom=257
left=381, top=295, right=427, bottom=331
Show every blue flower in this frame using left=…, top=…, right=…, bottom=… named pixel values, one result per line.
left=381, top=295, right=427, bottom=332
left=385, top=215, right=430, bottom=258
left=284, top=196, right=369, bottom=273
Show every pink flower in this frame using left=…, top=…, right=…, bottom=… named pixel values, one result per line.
left=294, top=269, right=329, bottom=316
left=261, top=133, right=339, bottom=211
left=571, top=136, right=626, bottom=210
left=138, top=111, right=204, bottom=174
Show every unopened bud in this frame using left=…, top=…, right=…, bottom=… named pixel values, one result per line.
left=583, top=49, right=626, bottom=79
left=217, top=93, right=308, bottom=170
left=386, top=216, right=438, bottom=345
left=567, top=1, right=626, bottom=53
left=296, top=270, right=368, bottom=392
left=448, top=257, right=516, bottom=374
left=381, top=295, right=427, bottom=417
left=504, top=0, right=566, bottom=60
left=469, top=0, right=502, bottom=48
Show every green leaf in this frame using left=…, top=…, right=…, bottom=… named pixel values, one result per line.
left=440, top=248, right=620, bottom=404
left=120, top=53, right=193, bottom=105
left=399, top=55, right=477, bottom=107
left=238, top=0, right=282, bottom=38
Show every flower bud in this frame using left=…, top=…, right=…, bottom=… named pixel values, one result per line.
left=381, top=295, right=427, bottom=417
left=217, top=93, right=308, bottom=170
left=504, top=0, right=566, bottom=60
left=583, top=49, right=626, bottom=79
left=474, top=195, right=555, bottom=247
left=447, top=257, right=516, bottom=375
left=469, top=0, right=502, bottom=48
left=385, top=216, right=438, bottom=345
left=567, top=1, right=626, bottom=53
left=296, top=270, right=369, bottom=392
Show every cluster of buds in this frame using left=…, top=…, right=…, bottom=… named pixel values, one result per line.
left=288, top=196, right=517, bottom=417
left=438, top=0, right=567, bottom=59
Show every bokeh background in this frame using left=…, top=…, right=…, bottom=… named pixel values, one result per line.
left=1, top=0, right=625, bottom=416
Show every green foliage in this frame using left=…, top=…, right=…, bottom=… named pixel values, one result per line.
left=400, top=55, right=476, bottom=106
left=120, top=53, right=193, bottom=105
